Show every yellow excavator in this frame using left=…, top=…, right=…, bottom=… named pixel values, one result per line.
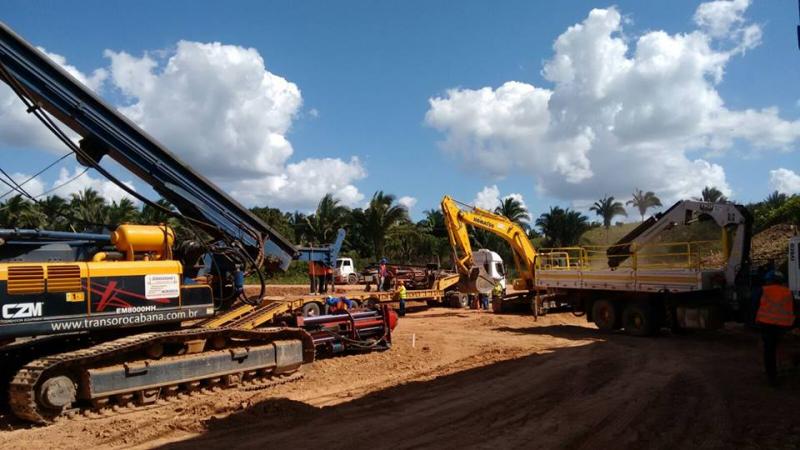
left=440, top=196, right=540, bottom=310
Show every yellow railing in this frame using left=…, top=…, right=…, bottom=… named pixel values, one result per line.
left=537, top=240, right=721, bottom=271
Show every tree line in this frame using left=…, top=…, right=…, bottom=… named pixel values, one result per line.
left=1, top=185, right=797, bottom=268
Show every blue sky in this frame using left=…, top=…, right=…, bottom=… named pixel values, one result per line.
left=1, top=0, right=799, bottom=223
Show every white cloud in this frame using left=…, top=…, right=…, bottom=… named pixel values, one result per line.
left=693, top=0, right=750, bottom=38
left=48, top=167, right=138, bottom=204
left=0, top=41, right=365, bottom=211
left=472, top=185, right=530, bottom=221
left=105, top=42, right=300, bottom=179
left=473, top=185, right=501, bottom=210
left=228, top=157, right=366, bottom=210
left=0, top=47, right=105, bottom=153
left=769, top=168, right=800, bottom=195
left=2, top=172, right=46, bottom=198
left=102, top=41, right=365, bottom=209
left=398, top=196, right=417, bottom=210
left=426, top=3, right=796, bottom=206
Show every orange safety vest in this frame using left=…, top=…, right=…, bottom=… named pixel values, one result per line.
left=756, top=284, right=796, bottom=327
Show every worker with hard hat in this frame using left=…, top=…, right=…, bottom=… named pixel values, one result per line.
left=491, top=282, right=503, bottom=312
left=325, top=296, right=354, bottom=314
left=755, top=270, right=797, bottom=385
left=396, top=279, right=407, bottom=317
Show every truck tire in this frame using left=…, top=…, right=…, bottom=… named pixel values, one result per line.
left=622, top=303, right=655, bottom=336
left=302, top=302, right=321, bottom=317
left=492, top=297, right=503, bottom=313
left=448, top=293, right=468, bottom=309
left=592, top=299, right=619, bottom=332
left=347, top=273, right=358, bottom=285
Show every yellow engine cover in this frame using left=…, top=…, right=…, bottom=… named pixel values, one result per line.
left=111, top=224, right=175, bottom=259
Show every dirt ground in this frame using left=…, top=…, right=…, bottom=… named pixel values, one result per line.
left=0, top=305, right=799, bottom=449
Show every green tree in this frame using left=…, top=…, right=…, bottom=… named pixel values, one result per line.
left=251, top=206, right=295, bottom=242
left=0, top=195, right=45, bottom=228
left=590, top=195, right=627, bottom=230
left=626, top=189, right=662, bottom=222
left=106, top=198, right=139, bottom=227
left=38, top=195, right=69, bottom=230
left=764, top=190, right=787, bottom=209
left=695, top=186, right=727, bottom=203
left=304, top=194, right=349, bottom=244
left=358, top=191, right=409, bottom=259
left=494, top=196, right=530, bottom=229
left=418, top=209, right=447, bottom=238
left=535, top=206, right=590, bottom=247
left=70, top=188, right=106, bottom=230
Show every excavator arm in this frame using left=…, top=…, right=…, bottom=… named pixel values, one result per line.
left=441, top=196, right=537, bottom=292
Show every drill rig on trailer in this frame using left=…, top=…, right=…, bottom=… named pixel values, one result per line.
left=0, top=22, right=394, bottom=423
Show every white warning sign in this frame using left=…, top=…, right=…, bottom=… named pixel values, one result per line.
left=144, top=274, right=180, bottom=300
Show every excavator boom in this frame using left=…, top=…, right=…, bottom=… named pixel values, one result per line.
left=441, top=196, right=537, bottom=292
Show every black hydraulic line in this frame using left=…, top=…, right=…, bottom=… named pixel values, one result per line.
left=0, top=152, right=71, bottom=201
left=34, top=167, right=89, bottom=199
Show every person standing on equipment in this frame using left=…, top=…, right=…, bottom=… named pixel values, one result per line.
left=396, top=279, right=407, bottom=317
left=308, top=260, right=320, bottom=295
left=755, top=271, right=797, bottom=385
left=378, top=258, right=388, bottom=292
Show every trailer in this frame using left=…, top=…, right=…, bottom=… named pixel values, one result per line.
left=534, top=201, right=753, bottom=335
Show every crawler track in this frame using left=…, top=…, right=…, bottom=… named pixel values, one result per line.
left=9, top=328, right=314, bottom=423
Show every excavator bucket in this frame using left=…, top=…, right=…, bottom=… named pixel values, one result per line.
left=458, top=266, right=495, bottom=294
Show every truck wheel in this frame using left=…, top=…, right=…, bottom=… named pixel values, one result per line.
left=449, top=293, right=468, bottom=309
left=623, top=303, right=655, bottom=336
left=492, top=297, right=503, bottom=313
left=302, top=302, right=321, bottom=317
left=592, top=300, right=619, bottom=331
left=347, top=274, right=358, bottom=285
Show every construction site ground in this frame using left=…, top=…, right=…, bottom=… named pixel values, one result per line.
left=1, top=285, right=799, bottom=449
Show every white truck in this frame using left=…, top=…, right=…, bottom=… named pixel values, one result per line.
left=334, top=257, right=359, bottom=284
left=472, top=249, right=507, bottom=293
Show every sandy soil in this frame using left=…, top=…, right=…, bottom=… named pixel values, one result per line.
left=0, top=307, right=798, bottom=449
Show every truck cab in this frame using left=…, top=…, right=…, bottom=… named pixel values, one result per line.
left=335, top=257, right=359, bottom=284
left=473, top=249, right=506, bottom=292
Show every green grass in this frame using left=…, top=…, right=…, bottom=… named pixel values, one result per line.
left=247, top=261, right=312, bottom=285
left=580, top=222, right=639, bottom=246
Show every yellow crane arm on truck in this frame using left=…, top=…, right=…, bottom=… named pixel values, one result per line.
left=441, top=195, right=538, bottom=292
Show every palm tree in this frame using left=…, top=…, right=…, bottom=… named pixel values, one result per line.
left=0, top=195, right=44, bottom=228
left=627, top=189, right=662, bottom=222
left=304, top=194, right=349, bottom=244
left=38, top=195, right=69, bottom=230
left=764, top=190, right=787, bottom=209
left=494, top=197, right=530, bottom=229
left=70, top=188, right=107, bottom=230
left=695, top=186, right=727, bottom=203
left=250, top=206, right=295, bottom=241
left=418, top=209, right=446, bottom=238
left=590, top=195, right=627, bottom=230
left=358, top=191, right=409, bottom=258
left=288, top=211, right=309, bottom=244
left=535, top=206, right=590, bottom=247
left=138, top=198, right=174, bottom=225
left=106, top=198, right=139, bottom=228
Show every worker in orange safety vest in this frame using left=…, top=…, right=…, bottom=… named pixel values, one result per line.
left=755, top=271, right=797, bottom=385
